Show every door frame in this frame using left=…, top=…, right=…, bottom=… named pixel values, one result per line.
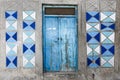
left=42, top=5, right=78, bottom=73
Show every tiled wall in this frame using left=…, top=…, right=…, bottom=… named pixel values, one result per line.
left=86, top=11, right=115, bottom=68
left=5, top=10, right=36, bottom=68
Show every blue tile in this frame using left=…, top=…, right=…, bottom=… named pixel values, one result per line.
left=23, top=21, right=35, bottom=30
left=87, top=31, right=100, bottom=44
left=23, top=43, right=35, bottom=55
left=5, top=11, right=17, bottom=20
left=101, top=23, right=115, bottom=31
left=86, top=11, right=100, bottom=22
left=87, top=55, right=100, bottom=68
left=6, top=56, right=17, bottom=68
left=6, top=32, right=17, bottom=42
left=101, top=44, right=114, bottom=56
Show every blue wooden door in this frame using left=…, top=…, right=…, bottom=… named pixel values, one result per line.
left=43, top=16, right=77, bottom=72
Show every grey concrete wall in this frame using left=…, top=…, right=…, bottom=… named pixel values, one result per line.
left=0, top=0, right=119, bottom=80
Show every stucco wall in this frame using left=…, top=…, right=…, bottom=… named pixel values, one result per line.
left=0, top=0, right=119, bottom=80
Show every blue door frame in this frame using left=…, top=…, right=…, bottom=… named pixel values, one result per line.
left=42, top=5, right=78, bottom=72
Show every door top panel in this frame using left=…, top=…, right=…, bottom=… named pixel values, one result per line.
left=43, top=5, right=78, bottom=16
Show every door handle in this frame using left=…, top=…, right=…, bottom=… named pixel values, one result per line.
left=57, top=37, right=62, bottom=41
left=60, top=37, right=62, bottom=41
left=57, top=37, right=59, bottom=40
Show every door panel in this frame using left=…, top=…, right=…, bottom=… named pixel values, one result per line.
left=44, top=17, right=60, bottom=71
left=43, top=16, right=77, bottom=72
left=59, top=17, right=77, bottom=71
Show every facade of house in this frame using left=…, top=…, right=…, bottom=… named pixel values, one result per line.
left=0, top=0, right=120, bottom=80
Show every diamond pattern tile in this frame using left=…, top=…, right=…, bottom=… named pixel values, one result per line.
left=87, top=31, right=100, bottom=44
left=23, top=54, right=35, bottom=68
left=23, top=31, right=35, bottom=43
left=101, top=56, right=114, bottom=67
left=6, top=32, right=17, bottom=42
left=23, top=11, right=36, bottom=20
left=87, top=56, right=100, bottom=68
left=100, top=12, right=116, bottom=22
left=23, top=43, right=35, bottom=55
left=87, top=44, right=100, bottom=56
left=6, top=20, right=17, bottom=30
left=101, top=23, right=115, bottom=31
left=101, top=44, right=114, bottom=56
left=101, top=31, right=114, bottom=43
left=86, top=12, right=100, bottom=22
left=5, top=11, right=17, bottom=20
left=6, top=56, right=17, bottom=68
left=23, top=20, right=35, bottom=30
left=86, top=23, right=100, bottom=32
left=6, top=43, right=17, bottom=56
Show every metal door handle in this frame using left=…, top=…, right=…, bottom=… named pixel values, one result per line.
left=57, top=38, right=62, bottom=41
left=57, top=38, right=59, bottom=40
left=60, top=37, right=62, bottom=41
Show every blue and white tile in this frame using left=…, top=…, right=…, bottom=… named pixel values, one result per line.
left=6, top=20, right=17, bottom=30
left=23, top=54, right=35, bottom=68
left=101, top=44, right=114, bottom=56
left=23, top=11, right=36, bottom=20
left=101, top=31, right=114, bottom=43
left=23, top=20, right=35, bottom=30
left=86, top=23, right=100, bottom=32
left=6, top=43, right=17, bottom=56
left=87, top=31, right=100, bottom=44
left=87, top=55, right=100, bottom=68
left=100, top=12, right=116, bottom=22
left=101, top=23, right=115, bottom=31
left=23, top=43, right=35, bottom=55
left=6, top=32, right=17, bottom=42
left=87, top=44, right=100, bottom=56
left=6, top=55, right=17, bottom=68
left=86, top=11, right=100, bottom=22
left=101, top=56, right=114, bottom=67
left=5, top=11, right=17, bottom=20
left=23, top=31, right=35, bottom=43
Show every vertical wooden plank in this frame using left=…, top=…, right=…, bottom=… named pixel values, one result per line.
left=67, top=18, right=77, bottom=71
left=59, top=18, right=68, bottom=71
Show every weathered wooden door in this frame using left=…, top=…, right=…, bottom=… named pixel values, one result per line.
left=43, top=6, right=78, bottom=72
